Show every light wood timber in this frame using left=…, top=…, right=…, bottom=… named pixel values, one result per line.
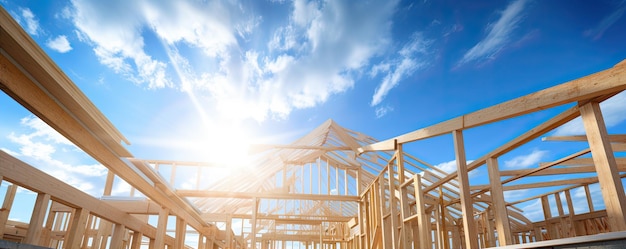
left=580, top=101, right=626, bottom=231
left=176, top=190, right=359, bottom=201
left=453, top=130, right=479, bottom=249
left=109, top=224, right=126, bottom=249
left=154, top=207, right=169, bottom=249
left=487, top=157, right=513, bottom=245
left=65, top=208, right=89, bottom=249
left=0, top=184, right=17, bottom=238
left=24, top=192, right=50, bottom=245
left=543, top=134, right=626, bottom=142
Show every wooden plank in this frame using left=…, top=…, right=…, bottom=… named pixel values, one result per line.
left=414, top=175, right=431, bottom=249
left=65, top=208, right=89, bottom=249
left=580, top=101, right=626, bottom=231
left=24, top=193, right=50, bottom=245
left=487, top=158, right=512, bottom=245
left=154, top=207, right=169, bottom=249
left=0, top=184, right=17, bottom=238
left=175, top=217, right=186, bottom=249
left=177, top=190, right=359, bottom=201
left=131, top=231, right=143, bottom=249
left=109, top=224, right=126, bottom=249
left=543, top=134, right=626, bottom=142
left=453, top=130, right=479, bottom=249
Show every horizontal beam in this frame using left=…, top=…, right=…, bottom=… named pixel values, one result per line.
left=543, top=134, right=626, bottom=142
left=177, top=190, right=360, bottom=201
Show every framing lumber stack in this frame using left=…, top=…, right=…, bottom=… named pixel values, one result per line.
left=2, top=5, right=626, bottom=249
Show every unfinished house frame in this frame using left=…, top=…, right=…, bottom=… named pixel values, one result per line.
left=2, top=6, right=626, bottom=249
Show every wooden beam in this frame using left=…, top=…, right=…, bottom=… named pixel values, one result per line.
left=176, top=190, right=359, bottom=201
left=175, top=217, right=186, bottom=249
left=0, top=184, right=17, bottom=238
left=24, top=193, right=50, bottom=245
left=414, top=174, right=431, bottom=249
left=359, top=60, right=626, bottom=153
left=65, top=208, right=89, bottom=249
left=543, top=134, right=626, bottom=142
left=453, top=130, right=479, bottom=249
left=154, top=207, right=169, bottom=249
left=487, top=158, right=512, bottom=246
left=580, top=101, right=626, bottom=231
left=109, top=224, right=126, bottom=249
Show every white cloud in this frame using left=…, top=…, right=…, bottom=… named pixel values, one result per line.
left=68, top=0, right=399, bottom=122
left=46, top=35, right=73, bottom=53
left=375, top=105, right=394, bottom=118
left=5, top=116, right=106, bottom=195
left=553, top=91, right=626, bottom=135
left=584, top=3, right=625, bottom=40
left=371, top=33, right=431, bottom=106
left=20, top=8, right=40, bottom=35
left=458, top=0, right=528, bottom=65
left=504, top=149, right=547, bottom=169
left=432, top=159, right=476, bottom=177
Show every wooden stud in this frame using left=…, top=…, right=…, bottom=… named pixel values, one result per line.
left=453, top=130, right=479, bottom=249
left=175, top=217, right=186, bottom=249
left=65, top=208, right=89, bottom=249
left=131, top=231, right=143, bottom=249
left=580, top=101, right=626, bottom=231
left=109, top=224, right=126, bottom=249
left=24, top=193, right=50, bottom=245
left=154, top=207, right=169, bottom=249
left=414, top=174, right=430, bottom=249
left=0, top=184, right=17, bottom=238
left=487, top=157, right=512, bottom=246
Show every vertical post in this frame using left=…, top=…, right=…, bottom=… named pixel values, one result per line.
left=24, top=193, right=50, bottom=245
left=486, top=157, right=512, bottom=245
left=109, top=223, right=126, bottom=249
left=175, top=217, right=186, bottom=249
left=453, top=130, right=479, bottom=249
left=580, top=101, right=626, bottom=231
left=154, top=207, right=169, bottom=249
left=251, top=197, right=259, bottom=249
left=484, top=209, right=496, bottom=247
left=388, top=156, right=399, bottom=249
left=65, top=208, right=89, bottom=249
left=584, top=185, right=594, bottom=212
left=103, top=170, right=115, bottom=196
left=131, top=231, right=143, bottom=249
left=226, top=215, right=233, bottom=249
left=414, top=175, right=430, bottom=249
left=541, top=196, right=555, bottom=239
left=0, top=184, right=18, bottom=238
left=565, top=190, right=577, bottom=236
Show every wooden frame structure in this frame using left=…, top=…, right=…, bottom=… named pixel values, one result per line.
left=2, top=5, right=626, bottom=249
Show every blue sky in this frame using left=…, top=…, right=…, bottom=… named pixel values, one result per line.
left=2, top=0, right=626, bottom=226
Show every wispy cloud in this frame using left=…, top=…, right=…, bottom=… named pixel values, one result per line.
left=375, top=105, right=394, bottom=118
left=46, top=35, right=73, bottom=53
left=504, top=149, right=547, bottom=169
left=3, top=116, right=106, bottom=196
left=371, top=33, right=431, bottom=107
left=68, top=0, right=399, bottom=122
left=553, top=91, right=626, bottom=135
left=584, top=3, right=626, bottom=40
left=458, top=0, right=528, bottom=66
left=14, top=8, right=40, bottom=35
